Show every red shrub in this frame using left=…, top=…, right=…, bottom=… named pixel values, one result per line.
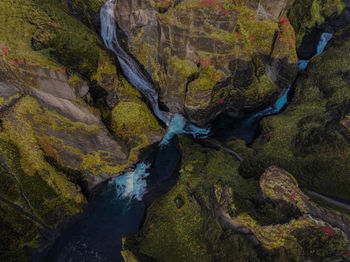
left=279, top=16, right=289, bottom=26
left=321, top=226, right=334, bottom=238
left=200, top=58, right=212, bottom=68
left=198, top=0, right=216, bottom=7
left=9, top=59, right=19, bottom=66
left=2, top=46, right=9, bottom=56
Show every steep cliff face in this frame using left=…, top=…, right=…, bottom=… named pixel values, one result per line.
left=240, top=24, right=350, bottom=201
left=122, top=137, right=349, bottom=262
left=115, top=0, right=298, bottom=125
left=0, top=0, right=164, bottom=259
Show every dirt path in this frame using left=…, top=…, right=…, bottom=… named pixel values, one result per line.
left=308, top=191, right=350, bottom=212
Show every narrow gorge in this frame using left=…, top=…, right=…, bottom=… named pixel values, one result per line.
left=0, top=0, right=350, bottom=261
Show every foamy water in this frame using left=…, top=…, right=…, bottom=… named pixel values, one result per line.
left=110, top=162, right=151, bottom=201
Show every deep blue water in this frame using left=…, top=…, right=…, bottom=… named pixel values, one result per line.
left=213, top=32, right=332, bottom=144
left=46, top=138, right=180, bottom=262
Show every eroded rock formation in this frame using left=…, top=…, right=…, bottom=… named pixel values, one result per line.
left=115, top=0, right=298, bottom=125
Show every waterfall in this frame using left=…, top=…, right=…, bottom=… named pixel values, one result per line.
left=110, top=162, right=151, bottom=201
left=316, top=33, right=333, bottom=56
left=100, top=0, right=210, bottom=140
left=160, top=113, right=210, bottom=146
left=298, top=32, right=333, bottom=72
left=250, top=32, right=334, bottom=121
left=100, top=0, right=210, bottom=200
left=100, top=0, right=170, bottom=125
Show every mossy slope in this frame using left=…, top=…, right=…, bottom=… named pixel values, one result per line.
left=0, top=0, right=165, bottom=260
left=241, top=24, right=350, bottom=201
left=288, top=0, right=345, bottom=48
left=122, top=137, right=349, bottom=261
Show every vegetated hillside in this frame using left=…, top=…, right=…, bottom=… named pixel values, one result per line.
left=0, top=0, right=164, bottom=260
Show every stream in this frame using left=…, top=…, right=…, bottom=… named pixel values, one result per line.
left=44, top=1, right=336, bottom=261
left=212, top=32, right=333, bottom=143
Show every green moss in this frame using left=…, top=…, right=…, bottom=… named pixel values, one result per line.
left=110, top=77, right=165, bottom=162
left=291, top=226, right=347, bottom=260
left=91, top=51, right=117, bottom=85
left=242, top=74, right=278, bottom=102
left=288, top=0, right=345, bottom=47
left=0, top=137, right=86, bottom=260
left=122, top=135, right=349, bottom=261
left=111, top=101, right=161, bottom=137
left=0, top=201, right=41, bottom=261
left=242, top=25, right=350, bottom=201
left=121, top=136, right=262, bottom=261
left=0, top=164, right=22, bottom=204
left=0, top=0, right=109, bottom=82
left=168, top=55, right=198, bottom=79
left=60, top=0, right=103, bottom=29
left=111, top=100, right=163, bottom=162
left=121, top=249, right=140, bottom=262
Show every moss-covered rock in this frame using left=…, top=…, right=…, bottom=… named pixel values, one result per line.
left=288, top=0, right=345, bottom=49
left=0, top=133, right=86, bottom=261
left=241, top=24, right=350, bottom=201
left=115, top=0, right=298, bottom=125
left=60, top=0, right=104, bottom=31
left=0, top=0, right=107, bottom=76
left=110, top=77, right=165, bottom=163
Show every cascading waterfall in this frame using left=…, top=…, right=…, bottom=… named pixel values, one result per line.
left=160, top=113, right=210, bottom=146
left=100, top=0, right=209, bottom=138
left=298, top=32, right=333, bottom=71
left=47, top=4, right=341, bottom=261
left=110, top=162, right=151, bottom=201
left=100, top=0, right=209, bottom=200
left=213, top=31, right=335, bottom=143
left=99, top=1, right=333, bottom=201
left=100, top=0, right=169, bottom=125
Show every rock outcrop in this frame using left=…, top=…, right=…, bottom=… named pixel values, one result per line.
left=115, top=0, right=298, bottom=125
left=0, top=0, right=164, bottom=260
left=241, top=23, right=350, bottom=201
left=261, top=166, right=350, bottom=241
